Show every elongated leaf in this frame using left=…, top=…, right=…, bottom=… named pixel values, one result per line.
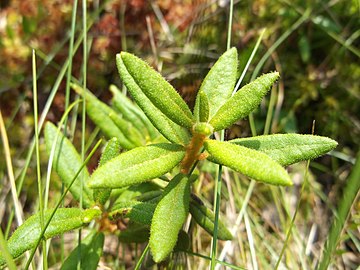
left=117, top=52, right=193, bottom=128
left=150, top=174, right=191, bottom=263
left=109, top=201, right=156, bottom=225
left=93, top=138, right=120, bottom=206
left=116, top=54, right=190, bottom=145
left=189, top=198, right=232, bottom=241
left=204, top=139, right=292, bottom=186
left=230, top=134, right=338, bottom=166
left=44, top=122, right=94, bottom=207
left=71, top=84, right=141, bottom=149
left=0, top=208, right=101, bottom=265
left=194, top=47, right=238, bottom=119
left=110, top=84, right=160, bottom=141
left=89, top=143, right=185, bottom=188
left=109, top=112, right=145, bottom=146
left=136, top=190, right=163, bottom=203
left=113, top=182, right=160, bottom=204
left=209, top=72, right=280, bottom=131
left=118, top=224, right=149, bottom=243
left=194, top=90, right=210, bottom=122
left=60, top=231, right=104, bottom=270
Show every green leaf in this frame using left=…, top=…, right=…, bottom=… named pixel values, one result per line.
left=189, top=197, right=232, bottom=241
left=71, top=83, right=141, bottom=149
left=0, top=208, right=101, bottom=265
left=229, top=134, right=338, bottom=166
left=93, top=138, right=120, bottom=206
left=150, top=174, right=191, bottom=263
left=113, top=182, right=160, bottom=204
left=116, top=54, right=190, bottom=145
left=108, top=112, right=145, bottom=146
left=44, top=122, right=94, bottom=208
left=194, top=47, right=238, bottom=119
left=136, top=190, right=163, bottom=203
left=110, top=84, right=160, bottom=141
left=194, top=90, right=210, bottom=122
left=118, top=224, right=150, bottom=243
left=89, top=143, right=185, bottom=188
left=209, top=72, right=280, bottom=131
left=109, top=200, right=156, bottom=225
left=174, top=230, right=190, bottom=252
left=60, top=231, right=104, bottom=270
left=117, top=52, right=194, bottom=128
left=204, top=139, right=292, bottom=186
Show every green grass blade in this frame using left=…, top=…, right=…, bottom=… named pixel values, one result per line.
left=317, top=153, right=360, bottom=270
left=24, top=139, right=102, bottom=269
left=0, top=228, right=17, bottom=270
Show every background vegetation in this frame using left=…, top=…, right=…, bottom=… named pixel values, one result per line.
left=0, top=0, right=359, bottom=269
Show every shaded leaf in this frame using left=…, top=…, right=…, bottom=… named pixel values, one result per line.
left=150, top=174, right=191, bottom=263
left=109, top=201, right=156, bottom=225
left=230, top=134, right=338, bottom=166
left=209, top=72, right=280, bottom=131
left=108, top=112, right=145, bottom=146
left=0, top=208, right=101, bottom=265
left=93, top=138, right=120, bottom=206
left=117, top=52, right=193, bottom=128
left=110, top=84, right=160, bottom=141
left=204, top=139, right=292, bottom=186
left=60, top=231, right=104, bottom=270
left=118, top=224, right=149, bottom=243
left=44, top=122, right=94, bottom=207
left=194, top=47, right=238, bottom=119
left=71, top=84, right=141, bottom=149
left=189, top=197, right=232, bottom=241
left=89, top=143, right=185, bottom=188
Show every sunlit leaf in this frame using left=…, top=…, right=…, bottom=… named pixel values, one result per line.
left=117, top=52, right=193, bottom=128
left=209, top=72, right=280, bottom=131
left=230, top=134, right=338, bottom=166
left=0, top=208, right=101, bottom=266
left=89, top=143, right=185, bottom=188
left=150, top=174, right=191, bottom=263
left=116, top=54, right=190, bottom=144
left=204, top=139, right=292, bottom=186
left=194, top=48, right=238, bottom=119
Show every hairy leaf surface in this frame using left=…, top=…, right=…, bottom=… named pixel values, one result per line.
left=204, top=139, right=292, bottom=186
left=230, top=134, right=338, bottom=166
left=116, top=54, right=190, bottom=144
left=89, top=143, right=185, bottom=188
left=194, top=47, right=238, bottom=119
left=209, top=72, right=280, bottom=131
left=150, top=174, right=191, bottom=263
left=0, top=208, right=101, bottom=265
left=117, top=52, right=193, bottom=128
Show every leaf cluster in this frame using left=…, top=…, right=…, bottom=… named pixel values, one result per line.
left=0, top=48, right=337, bottom=267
